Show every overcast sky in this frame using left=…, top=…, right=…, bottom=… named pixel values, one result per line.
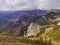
left=0, top=0, right=60, bottom=11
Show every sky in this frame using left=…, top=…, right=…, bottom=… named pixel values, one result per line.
left=0, top=0, right=60, bottom=11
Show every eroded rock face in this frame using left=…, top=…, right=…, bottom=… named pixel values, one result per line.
left=57, top=22, right=60, bottom=26
left=25, top=23, right=40, bottom=37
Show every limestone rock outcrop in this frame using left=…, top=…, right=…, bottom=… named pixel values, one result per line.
left=25, top=23, right=41, bottom=37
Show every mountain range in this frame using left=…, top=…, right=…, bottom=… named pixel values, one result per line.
left=0, top=9, right=60, bottom=36
left=0, top=10, right=46, bottom=19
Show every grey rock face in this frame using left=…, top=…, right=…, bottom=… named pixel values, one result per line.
left=24, top=23, right=40, bottom=37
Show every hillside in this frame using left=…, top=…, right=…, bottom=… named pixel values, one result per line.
left=0, top=9, right=60, bottom=35
left=0, top=9, right=60, bottom=45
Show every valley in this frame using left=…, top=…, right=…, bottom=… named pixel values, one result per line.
left=0, top=9, right=60, bottom=45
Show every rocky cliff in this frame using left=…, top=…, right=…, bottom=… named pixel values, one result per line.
left=24, top=23, right=40, bottom=37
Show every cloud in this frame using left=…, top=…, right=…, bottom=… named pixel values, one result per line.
left=37, top=0, right=60, bottom=10
left=0, top=0, right=60, bottom=11
left=0, top=0, right=37, bottom=11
